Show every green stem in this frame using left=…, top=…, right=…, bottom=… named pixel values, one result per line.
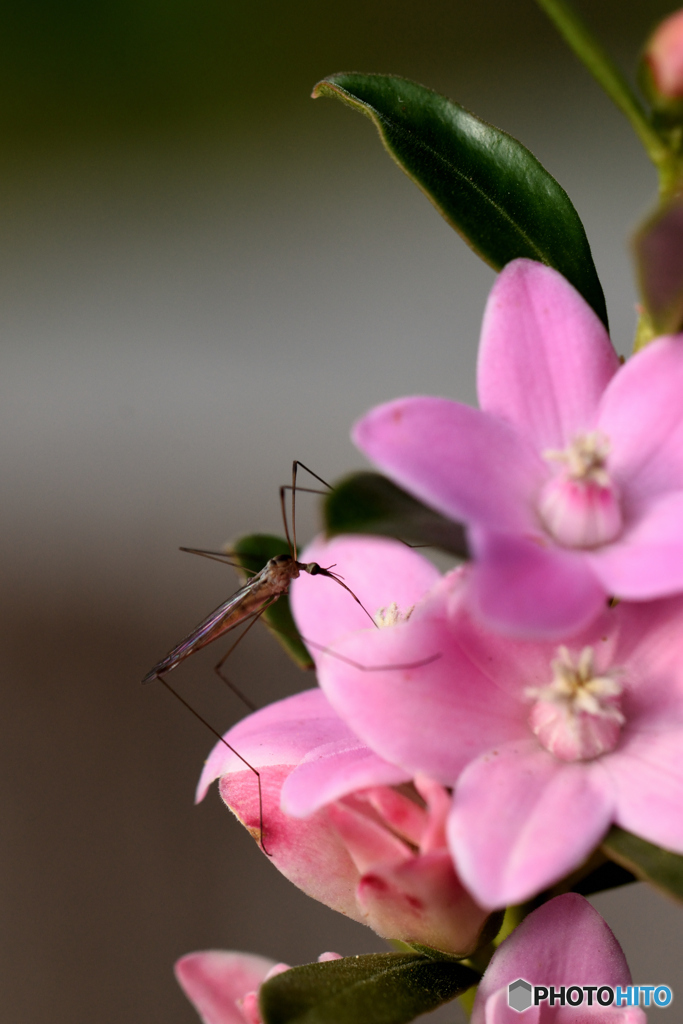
left=534, top=0, right=673, bottom=177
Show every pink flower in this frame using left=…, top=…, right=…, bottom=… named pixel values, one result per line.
left=472, top=894, right=646, bottom=1023
left=302, top=546, right=683, bottom=909
left=197, top=537, right=493, bottom=954
left=353, top=258, right=683, bottom=636
left=645, top=9, right=683, bottom=99
left=175, top=950, right=341, bottom=1024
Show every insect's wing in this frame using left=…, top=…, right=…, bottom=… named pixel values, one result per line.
left=142, top=574, right=267, bottom=682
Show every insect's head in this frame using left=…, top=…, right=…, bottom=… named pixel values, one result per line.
left=299, top=561, right=343, bottom=579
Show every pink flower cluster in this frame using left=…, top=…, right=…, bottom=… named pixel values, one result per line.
left=194, top=260, right=683, bottom=969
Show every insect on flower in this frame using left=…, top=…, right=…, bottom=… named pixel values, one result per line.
left=142, top=462, right=374, bottom=689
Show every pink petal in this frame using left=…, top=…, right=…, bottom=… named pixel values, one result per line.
left=281, top=740, right=410, bottom=818
left=317, top=612, right=527, bottom=785
left=290, top=534, right=440, bottom=654
left=606, top=728, right=683, bottom=852
left=468, top=529, right=607, bottom=637
left=587, top=492, right=683, bottom=598
left=218, top=764, right=364, bottom=921
left=478, top=260, right=619, bottom=451
left=445, top=571, right=619, bottom=699
left=196, top=689, right=360, bottom=803
left=357, top=851, right=490, bottom=954
left=327, top=799, right=412, bottom=872
left=175, top=951, right=276, bottom=1024
left=448, top=742, right=615, bottom=908
left=472, top=894, right=643, bottom=1024
left=352, top=396, right=544, bottom=532
left=356, top=786, right=428, bottom=848
left=598, top=336, right=683, bottom=502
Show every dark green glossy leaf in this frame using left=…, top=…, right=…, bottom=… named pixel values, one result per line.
left=324, top=472, right=469, bottom=558
left=313, top=73, right=607, bottom=327
left=259, top=952, right=479, bottom=1024
left=602, top=827, right=683, bottom=901
left=634, top=195, right=683, bottom=335
left=230, top=533, right=314, bottom=669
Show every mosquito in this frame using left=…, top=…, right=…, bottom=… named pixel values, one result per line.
left=142, top=462, right=374, bottom=688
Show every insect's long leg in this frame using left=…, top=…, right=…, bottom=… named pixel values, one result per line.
left=292, top=460, right=333, bottom=491
left=279, top=461, right=335, bottom=563
left=180, top=547, right=259, bottom=575
left=290, top=460, right=334, bottom=561
left=299, top=633, right=441, bottom=672
left=279, top=484, right=294, bottom=560
left=159, top=677, right=271, bottom=856
left=213, top=599, right=278, bottom=712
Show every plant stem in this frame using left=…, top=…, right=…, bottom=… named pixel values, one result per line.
left=534, top=0, right=672, bottom=177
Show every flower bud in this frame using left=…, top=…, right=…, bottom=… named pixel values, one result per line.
left=643, top=9, right=683, bottom=104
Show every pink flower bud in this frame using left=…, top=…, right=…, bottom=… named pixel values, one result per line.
left=645, top=9, right=683, bottom=99
left=175, top=950, right=341, bottom=1024
left=198, top=689, right=494, bottom=957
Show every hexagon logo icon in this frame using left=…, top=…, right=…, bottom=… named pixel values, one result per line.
left=508, top=979, right=533, bottom=1012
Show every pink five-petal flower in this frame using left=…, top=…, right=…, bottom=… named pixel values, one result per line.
left=354, top=257, right=683, bottom=636
left=175, top=950, right=341, bottom=1024
left=315, top=561, right=683, bottom=909
left=472, top=893, right=646, bottom=1024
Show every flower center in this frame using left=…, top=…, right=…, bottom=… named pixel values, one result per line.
left=374, top=602, right=414, bottom=628
left=526, top=646, right=624, bottom=762
left=538, top=432, right=622, bottom=548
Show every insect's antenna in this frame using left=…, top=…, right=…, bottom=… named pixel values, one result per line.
left=316, top=565, right=379, bottom=628
left=158, top=677, right=271, bottom=857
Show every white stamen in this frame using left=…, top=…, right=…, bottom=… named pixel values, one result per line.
left=526, top=646, right=624, bottom=762
left=374, top=602, right=414, bottom=628
left=539, top=432, right=622, bottom=548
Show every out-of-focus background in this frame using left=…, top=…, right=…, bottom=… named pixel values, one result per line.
left=1, top=1, right=682, bottom=1020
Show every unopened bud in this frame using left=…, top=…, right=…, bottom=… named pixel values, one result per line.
left=644, top=9, right=683, bottom=102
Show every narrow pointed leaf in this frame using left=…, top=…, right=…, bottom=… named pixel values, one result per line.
left=231, top=534, right=314, bottom=669
left=259, top=952, right=479, bottom=1024
left=602, top=826, right=683, bottom=901
left=324, top=471, right=469, bottom=558
left=313, top=73, right=607, bottom=326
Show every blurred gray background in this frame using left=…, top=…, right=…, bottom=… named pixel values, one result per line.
left=1, top=1, right=681, bottom=1020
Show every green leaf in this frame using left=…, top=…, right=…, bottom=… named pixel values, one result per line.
left=259, top=952, right=479, bottom=1024
left=324, top=471, right=469, bottom=558
left=602, top=826, right=683, bottom=901
left=313, top=73, right=607, bottom=327
left=230, top=533, right=314, bottom=669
